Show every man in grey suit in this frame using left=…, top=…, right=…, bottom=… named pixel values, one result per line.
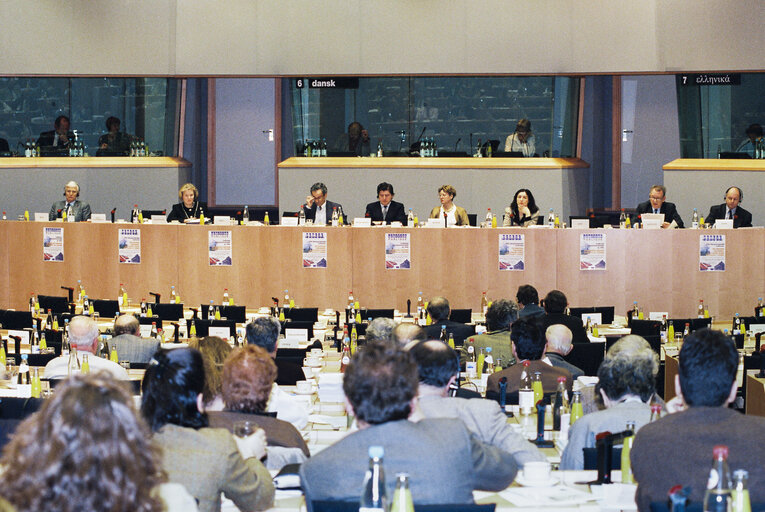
left=109, top=315, right=160, bottom=364
left=300, top=342, right=516, bottom=509
left=409, top=340, right=545, bottom=466
left=544, top=324, right=584, bottom=381
left=48, top=180, right=92, bottom=222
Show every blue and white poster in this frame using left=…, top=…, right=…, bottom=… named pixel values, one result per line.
left=209, top=230, right=233, bottom=266
left=118, top=229, right=141, bottom=264
left=580, top=233, right=606, bottom=270
left=499, top=234, right=525, bottom=270
left=43, top=227, right=64, bottom=261
left=302, top=231, right=327, bottom=268
left=699, top=234, right=725, bottom=271
left=385, top=233, right=410, bottom=269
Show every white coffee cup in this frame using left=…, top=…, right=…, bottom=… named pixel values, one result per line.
left=302, top=366, right=313, bottom=378
left=523, top=461, right=551, bottom=483
left=295, top=380, right=312, bottom=394
left=310, top=348, right=323, bottom=356
left=304, top=357, right=321, bottom=367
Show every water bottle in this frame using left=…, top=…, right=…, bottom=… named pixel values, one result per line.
left=298, top=205, right=306, bottom=225
left=360, top=446, right=387, bottom=512
left=547, top=208, right=555, bottom=227
left=703, top=445, right=732, bottom=512
left=485, top=208, right=493, bottom=227
left=407, top=209, right=414, bottom=226
left=391, top=473, right=414, bottom=512
left=692, top=208, right=699, bottom=229
left=619, top=209, right=627, bottom=228
left=242, top=205, right=249, bottom=224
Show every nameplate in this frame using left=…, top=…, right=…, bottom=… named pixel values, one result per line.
left=389, top=221, right=403, bottom=227
left=749, top=324, right=765, bottom=334
left=139, top=324, right=152, bottom=337
left=151, top=215, right=167, bottom=224
left=353, top=218, right=371, bottom=227
left=649, top=312, right=668, bottom=321
left=279, top=338, right=301, bottom=348
left=580, top=313, right=602, bottom=325
left=474, top=325, right=487, bottom=335
left=34, top=213, right=48, bottom=222
left=213, top=216, right=232, bottom=226
left=7, top=329, right=30, bottom=345
left=571, top=219, right=590, bottom=229
left=714, top=219, right=733, bottom=229
left=642, top=218, right=662, bottom=230
left=282, top=217, right=299, bottom=226
left=426, top=218, right=443, bottom=228
left=90, top=213, right=107, bottom=223
left=285, top=328, right=308, bottom=342
left=208, top=326, right=230, bottom=340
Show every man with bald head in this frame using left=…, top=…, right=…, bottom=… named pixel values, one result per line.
left=706, top=186, right=752, bottom=228
left=109, top=314, right=160, bottom=364
left=49, top=180, right=91, bottom=222
left=544, top=324, right=584, bottom=381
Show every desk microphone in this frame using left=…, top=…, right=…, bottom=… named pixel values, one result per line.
left=415, top=126, right=427, bottom=144
left=171, top=322, right=180, bottom=343
left=110, top=208, right=116, bottom=223
left=454, top=138, right=461, bottom=152
left=149, top=292, right=161, bottom=304
left=406, top=299, right=412, bottom=318
left=443, top=211, right=448, bottom=228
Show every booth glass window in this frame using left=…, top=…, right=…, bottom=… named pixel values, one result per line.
left=0, top=77, right=180, bottom=156
left=290, top=76, right=580, bottom=158
left=676, top=73, right=765, bottom=158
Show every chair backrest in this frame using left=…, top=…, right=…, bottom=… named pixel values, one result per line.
left=449, top=309, right=472, bottom=324
left=93, top=299, right=120, bottom=318
left=360, top=308, right=395, bottom=320
left=153, top=303, right=184, bottom=321
left=192, top=318, right=236, bottom=338
left=583, top=446, right=622, bottom=470
left=286, top=307, right=319, bottom=322
left=136, top=315, right=163, bottom=330
left=281, top=321, right=314, bottom=340
left=1, top=310, right=33, bottom=330
left=564, top=341, right=606, bottom=377
left=200, top=304, right=247, bottom=323
left=37, top=295, right=70, bottom=314
left=0, top=397, right=44, bottom=419
left=467, top=213, right=477, bottom=227
left=629, top=319, right=661, bottom=336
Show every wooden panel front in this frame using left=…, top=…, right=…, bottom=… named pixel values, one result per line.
left=746, top=373, right=765, bottom=417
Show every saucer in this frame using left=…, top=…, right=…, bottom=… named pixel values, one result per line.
left=515, top=473, right=558, bottom=487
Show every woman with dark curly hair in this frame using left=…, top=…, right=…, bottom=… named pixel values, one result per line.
left=0, top=373, right=196, bottom=512
left=142, top=347, right=274, bottom=512
left=503, top=188, right=541, bottom=227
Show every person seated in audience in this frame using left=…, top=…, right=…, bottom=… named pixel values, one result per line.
left=364, top=182, right=407, bottom=225
left=97, top=116, right=132, bottom=155
left=487, top=317, right=572, bottom=397
left=504, top=118, right=536, bottom=156
left=504, top=188, right=541, bottom=227
left=141, top=348, right=274, bottom=512
left=516, top=284, right=545, bottom=318
left=44, top=315, right=128, bottom=380
left=734, top=123, right=763, bottom=157
left=48, top=180, right=92, bottom=222
left=540, top=289, right=589, bottom=344
left=109, top=314, right=160, bottom=364
left=544, top=324, right=584, bottom=381
left=246, top=316, right=305, bottom=385
left=409, top=340, right=546, bottom=466
left=391, top=322, right=426, bottom=347
left=207, top=345, right=310, bottom=470
left=461, top=298, right=518, bottom=366
left=189, top=335, right=232, bottom=411
left=300, top=341, right=517, bottom=508
left=0, top=373, right=197, bottom=512
left=422, top=296, right=475, bottom=346
left=560, top=335, right=656, bottom=469
left=166, top=183, right=207, bottom=223
left=365, top=317, right=397, bottom=343
left=37, top=114, right=73, bottom=148
left=705, top=186, right=752, bottom=228
left=635, top=184, right=684, bottom=228
left=428, top=184, right=469, bottom=226
left=302, top=182, right=343, bottom=225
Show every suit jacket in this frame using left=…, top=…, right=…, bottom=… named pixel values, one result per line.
left=166, top=201, right=208, bottom=223
left=302, top=200, right=343, bottom=223
left=487, top=359, right=572, bottom=396
left=37, top=130, right=74, bottom=147
left=428, top=205, right=470, bottom=226
left=706, top=203, right=753, bottom=228
left=207, top=410, right=309, bottom=456
left=541, top=313, right=589, bottom=344
left=519, top=303, right=545, bottom=319
left=416, top=395, right=545, bottom=466
left=274, top=357, right=306, bottom=386
left=109, top=333, right=160, bottom=363
left=632, top=407, right=765, bottom=512
left=461, top=329, right=515, bottom=367
left=364, top=200, right=407, bottom=225
left=154, top=424, right=274, bottom=512
left=635, top=200, right=684, bottom=228
left=299, top=418, right=516, bottom=510
left=48, top=199, right=91, bottom=222
left=423, top=319, right=475, bottom=347
left=545, top=352, right=584, bottom=382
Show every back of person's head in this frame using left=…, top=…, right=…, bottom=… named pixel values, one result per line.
left=1, top=373, right=165, bottom=512
left=597, top=335, right=658, bottom=402
left=545, top=324, right=573, bottom=354
left=141, top=348, right=208, bottom=432
left=511, top=317, right=545, bottom=361
left=542, top=290, right=567, bottom=314
left=188, top=335, right=232, bottom=405
left=68, top=315, right=98, bottom=351
left=365, top=317, right=397, bottom=343
left=245, top=316, right=280, bottom=353
left=408, top=340, right=459, bottom=388
left=426, top=296, right=450, bottom=324
left=343, top=341, right=418, bottom=425
left=679, top=329, right=738, bottom=407
left=222, top=345, right=277, bottom=414
left=391, top=323, right=426, bottom=347
left=485, top=298, right=518, bottom=331
left=114, top=314, right=140, bottom=336
left=516, top=285, right=539, bottom=306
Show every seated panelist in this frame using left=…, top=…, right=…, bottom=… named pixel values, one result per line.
left=364, top=182, right=407, bottom=225
left=167, top=183, right=207, bottom=223
left=635, top=185, right=684, bottom=228
left=302, top=182, right=343, bottom=225
left=706, top=186, right=752, bottom=228
left=49, top=180, right=91, bottom=222
left=503, top=188, right=540, bottom=227
left=428, top=185, right=469, bottom=226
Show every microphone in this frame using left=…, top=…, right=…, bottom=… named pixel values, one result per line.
left=406, top=299, right=412, bottom=318
left=172, top=322, right=180, bottom=343
left=454, top=138, right=461, bottom=152
left=190, top=307, right=199, bottom=319
left=110, top=208, right=116, bottom=223
left=415, top=126, right=427, bottom=144
left=61, top=286, right=74, bottom=303
left=443, top=211, right=448, bottom=228
left=149, top=292, right=161, bottom=304
left=469, top=133, right=473, bottom=151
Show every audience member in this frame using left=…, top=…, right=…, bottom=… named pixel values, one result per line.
left=246, top=316, right=305, bottom=385
left=302, top=182, right=343, bottom=225
left=141, top=348, right=274, bottom=512
left=560, top=335, right=656, bottom=469
left=462, top=298, right=518, bottom=366
left=48, top=180, right=91, bottom=222
left=631, top=329, right=765, bottom=511
left=300, top=342, right=516, bottom=508
left=705, top=186, right=752, bottom=228
left=635, top=184, right=684, bottom=229
left=37, top=114, right=73, bottom=148
left=391, top=322, right=426, bottom=347
left=110, top=314, right=160, bottom=364
left=422, top=296, right=475, bottom=346
left=365, top=317, right=397, bottom=343
left=364, top=182, right=407, bottom=225
left=540, top=290, right=588, bottom=344
left=188, top=335, right=232, bottom=411
left=544, top=324, right=583, bottom=381
left=516, top=284, right=545, bottom=318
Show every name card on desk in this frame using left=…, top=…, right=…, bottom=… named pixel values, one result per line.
left=426, top=218, right=443, bottom=228
left=353, top=218, right=371, bottom=227
left=139, top=325, right=153, bottom=338
left=580, top=313, right=602, bottom=325
left=649, top=312, right=668, bottom=321
left=281, top=217, right=299, bottom=226
left=285, top=328, right=308, bottom=342
left=7, top=330, right=30, bottom=345
left=714, top=219, right=733, bottom=229
left=279, top=338, right=300, bottom=348
left=571, top=219, right=590, bottom=229
left=90, top=213, right=107, bottom=223
left=208, top=326, right=230, bottom=340
left=749, top=324, right=765, bottom=334
left=151, top=215, right=167, bottom=224
left=213, top=216, right=233, bottom=225
left=34, top=213, right=48, bottom=222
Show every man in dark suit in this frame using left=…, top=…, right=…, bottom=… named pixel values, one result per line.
left=300, top=342, right=517, bottom=509
left=301, top=182, right=343, bottom=225
left=540, top=289, right=589, bottom=344
left=246, top=316, right=305, bottom=386
left=705, top=186, right=753, bottom=228
left=544, top=324, right=584, bottom=380
left=635, top=184, right=684, bottom=228
left=109, top=314, right=160, bottom=364
left=48, top=180, right=92, bottom=222
left=37, top=115, right=74, bottom=148
left=516, top=284, right=545, bottom=319
left=422, top=296, right=475, bottom=346
left=364, top=181, right=407, bottom=225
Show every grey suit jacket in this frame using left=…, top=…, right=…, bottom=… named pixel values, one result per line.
left=109, top=333, right=160, bottom=363
left=417, top=395, right=545, bottom=465
left=300, top=418, right=516, bottom=510
left=546, top=352, right=585, bottom=382
left=49, top=199, right=91, bottom=222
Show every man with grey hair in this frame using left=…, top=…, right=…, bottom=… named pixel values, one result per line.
left=365, top=317, right=397, bottom=343
left=392, top=322, right=426, bottom=347
left=109, top=314, right=160, bottom=364
left=48, top=180, right=91, bottom=222
left=461, top=298, right=518, bottom=366
left=302, top=182, right=343, bottom=225
left=559, top=334, right=657, bottom=469
left=246, top=316, right=305, bottom=385
left=544, top=324, right=584, bottom=381
left=43, top=315, right=128, bottom=379
left=423, top=296, right=475, bottom=346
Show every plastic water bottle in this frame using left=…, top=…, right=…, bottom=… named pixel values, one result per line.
left=298, top=206, right=306, bottom=225
left=692, top=208, right=699, bottom=229
left=485, top=208, right=493, bottom=227
left=547, top=208, right=555, bottom=227
left=360, top=446, right=387, bottom=512
left=703, top=445, right=732, bottom=512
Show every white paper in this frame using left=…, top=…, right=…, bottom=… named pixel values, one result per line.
left=385, top=233, right=411, bottom=269
left=302, top=232, right=327, bottom=268
left=699, top=234, right=725, bottom=271
left=353, top=218, right=371, bottom=227
left=499, top=233, right=525, bottom=271
left=34, top=212, right=48, bottom=222
left=43, top=226, right=64, bottom=261
left=649, top=312, right=669, bottom=321
left=281, top=217, right=299, bottom=226
left=580, top=232, right=606, bottom=270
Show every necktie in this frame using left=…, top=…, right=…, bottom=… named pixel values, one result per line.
left=382, top=205, right=388, bottom=221
left=654, top=209, right=658, bottom=214
left=727, top=209, right=732, bottom=220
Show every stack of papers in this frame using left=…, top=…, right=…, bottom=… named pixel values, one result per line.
left=317, top=372, right=345, bottom=402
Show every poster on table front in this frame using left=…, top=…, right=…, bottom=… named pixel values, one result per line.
left=118, top=228, right=141, bottom=264
left=302, top=231, right=327, bottom=268
left=384, top=233, right=410, bottom=269
left=208, top=231, right=232, bottom=266
left=43, top=227, right=64, bottom=261
left=699, top=234, right=725, bottom=271
left=580, top=232, right=606, bottom=270
left=498, top=233, right=525, bottom=270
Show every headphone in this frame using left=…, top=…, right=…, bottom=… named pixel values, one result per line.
left=725, top=186, right=743, bottom=203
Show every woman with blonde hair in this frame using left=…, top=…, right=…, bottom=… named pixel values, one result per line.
left=189, top=335, right=232, bottom=411
left=167, top=182, right=207, bottom=222
left=428, top=184, right=470, bottom=226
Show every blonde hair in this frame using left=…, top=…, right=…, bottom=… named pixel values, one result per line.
left=178, top=183, right=198, bottom=201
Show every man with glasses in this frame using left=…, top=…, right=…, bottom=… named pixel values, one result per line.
left=302, top=182, right=343, bottom=225
left=635, top=185, right=684, bottom=228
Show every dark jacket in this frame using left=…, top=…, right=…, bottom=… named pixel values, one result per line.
left=635, top=200, right=685, bottom=228
left=364, top=200, right=407, bottom=225
left=706, top=204, right=753, bottom=228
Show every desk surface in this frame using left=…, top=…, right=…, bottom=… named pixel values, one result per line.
left=0, top=156, right=191, bottom=169
left=279, top=156, right=590, bottom=169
